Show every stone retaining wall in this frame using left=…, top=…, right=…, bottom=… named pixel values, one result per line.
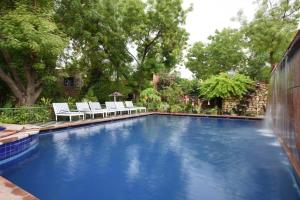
left=222, top=83, right=268, bottom=116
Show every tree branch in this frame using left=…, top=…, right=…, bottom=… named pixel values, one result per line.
left=0, top=67, right=23, bottom=99
left=32, top=85, right=43, bottom=103
left=1, top=50, right=25, bottom=91
left=125, top=46, right=140, bottom=66
left=140, top=30, right=162, bottom=65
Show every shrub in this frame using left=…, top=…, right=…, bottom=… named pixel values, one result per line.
left=200, top=73, right=254, bottom=100
left=157, top=102, right=170, bottom=112
left=0, top=98, right=52, bottom=124
left=161, top=83, right=184, bottom=105
left=0, top=106, right=51, bottom=124
left=203, top=107, right=218, bottom=115
left=170, top=104, right=184, bottom=113
left=140, top=88, right=161, bottom=111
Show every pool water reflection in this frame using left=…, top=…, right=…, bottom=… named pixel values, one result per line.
left=0, top=116, right=299, bottom=200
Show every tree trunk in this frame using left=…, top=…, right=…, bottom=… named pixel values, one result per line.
left=19, top=85, right=43, bottom=106
left=0, top=55, right=43, bottom=106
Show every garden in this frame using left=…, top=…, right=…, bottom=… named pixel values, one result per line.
left=0, top=0, right=299, bottom=124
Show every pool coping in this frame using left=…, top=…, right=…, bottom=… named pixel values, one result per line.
left=0, top=176, right=38, bottom=200
left=39, top=112, right=264, bottom=132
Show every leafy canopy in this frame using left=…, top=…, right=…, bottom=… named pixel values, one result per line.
left=186, top=28, right=246, bottom=80
left=0, top=1, right=67, bottom=105
left=239, top=0, right=300, bottom=68
left=200, top=73, right=254, bottom=100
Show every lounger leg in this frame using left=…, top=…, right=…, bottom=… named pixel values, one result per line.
left=56, top=115, right=58, bottom=122
left=70, top=116, right=72, bottom=122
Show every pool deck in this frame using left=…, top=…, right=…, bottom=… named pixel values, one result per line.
left=0, top=112, right=264, bottom=199
left=0, top=176, right=38, bottom=200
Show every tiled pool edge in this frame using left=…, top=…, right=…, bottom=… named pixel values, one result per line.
left=0, top=176, right=38, bottom=200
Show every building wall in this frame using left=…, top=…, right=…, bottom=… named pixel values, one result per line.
left=270, top=30, right=300, bottom=177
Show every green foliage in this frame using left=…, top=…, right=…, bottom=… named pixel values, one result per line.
left=81, top=89, right=98, bottom=102
left=161, top=83, right=184, bottom=105
left=239, top=0, right=300, bottom=68
left=89, top=78, right=132, bottom=103
left=200, top=73, right=254, bottom=100
left=157, top=102, right=170, bottom=112
left=186, top=28, right=246, bottom=79
left=178, top=79, right=201, bottom=96
left=169, top=104, right=184, bottom=113
left=140, top=88, right=161, bottom=110
left=203, top=107, right=218, bottom=115
left=0, top=106, right=51, bottom=124
left=0, top=2, right=67, bottom=105
left=38, top=97, right=52, bottom=106
left=56, top=0, right=190, bottom=96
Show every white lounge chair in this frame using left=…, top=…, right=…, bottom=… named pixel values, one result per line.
left=106, top=101, right=127, bottom=115
left=52, top=103, right=84, bottom=122
left=115, top=102, right=133, bottom=114
left=105, top=101, right=119, bottom=116
left=89, top=102, right=116, bottom=117
left=125, top=101, right=146, bottom=112
left=76, top=102, right=106, bottom=119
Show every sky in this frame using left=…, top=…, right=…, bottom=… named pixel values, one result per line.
left=178, top=0, right=257, bottom=79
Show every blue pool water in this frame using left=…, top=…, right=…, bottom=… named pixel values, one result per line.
left=0, top=115, right=299, bottom=200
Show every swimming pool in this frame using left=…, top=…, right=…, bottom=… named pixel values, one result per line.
left=0, top=115, right=299, bottom=200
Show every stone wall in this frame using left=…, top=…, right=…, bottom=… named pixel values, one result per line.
left=222, top=83, right=268, bottom=116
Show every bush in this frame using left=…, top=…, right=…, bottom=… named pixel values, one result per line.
left=157, top=102, right=170, bottom=112
left=140, top=88, right=161, bottom=111
left=161, top=83, right=184, bottom=105
left=170, top=104, right=184, bottom=113
left=200, top=73, right=254, bottom=100
left=203, top=107, right=218, bottom=115
left=0, top=106, right=51, bottom=124
left=0, top=98, right=52, bottom=124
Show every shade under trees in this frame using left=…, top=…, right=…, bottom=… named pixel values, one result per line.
left=0, top=1, right=67, bottom=106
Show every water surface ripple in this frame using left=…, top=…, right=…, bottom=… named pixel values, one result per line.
left=0, top=116, right=299, bottom=200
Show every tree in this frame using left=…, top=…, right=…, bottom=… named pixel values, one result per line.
left=186, top=28, right=246, bottom=80
left=239, top=0, right=300, bottom=69
left=55, top=0, right=133, bottom=97
left=124, top=0, right=190, bottom=92
left=56, top=0, right=190, bottom=98
left=200, top=73, right=254, bottom=100
left=0, top=2, right=67, bottom=106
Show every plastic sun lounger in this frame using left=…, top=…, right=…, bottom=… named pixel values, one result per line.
left=125, top=101, right=146, bottom=112
left=117, top=101, right=137, bottom=114
left=115, top=102, right=133, bottom=114
left=52, top=103, right=84, bottom=122
left=88, top=102, right=116, bottom=117
left=105, top=101, right=122, bottom=115
left=76, top=102, right=106, bottom=119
